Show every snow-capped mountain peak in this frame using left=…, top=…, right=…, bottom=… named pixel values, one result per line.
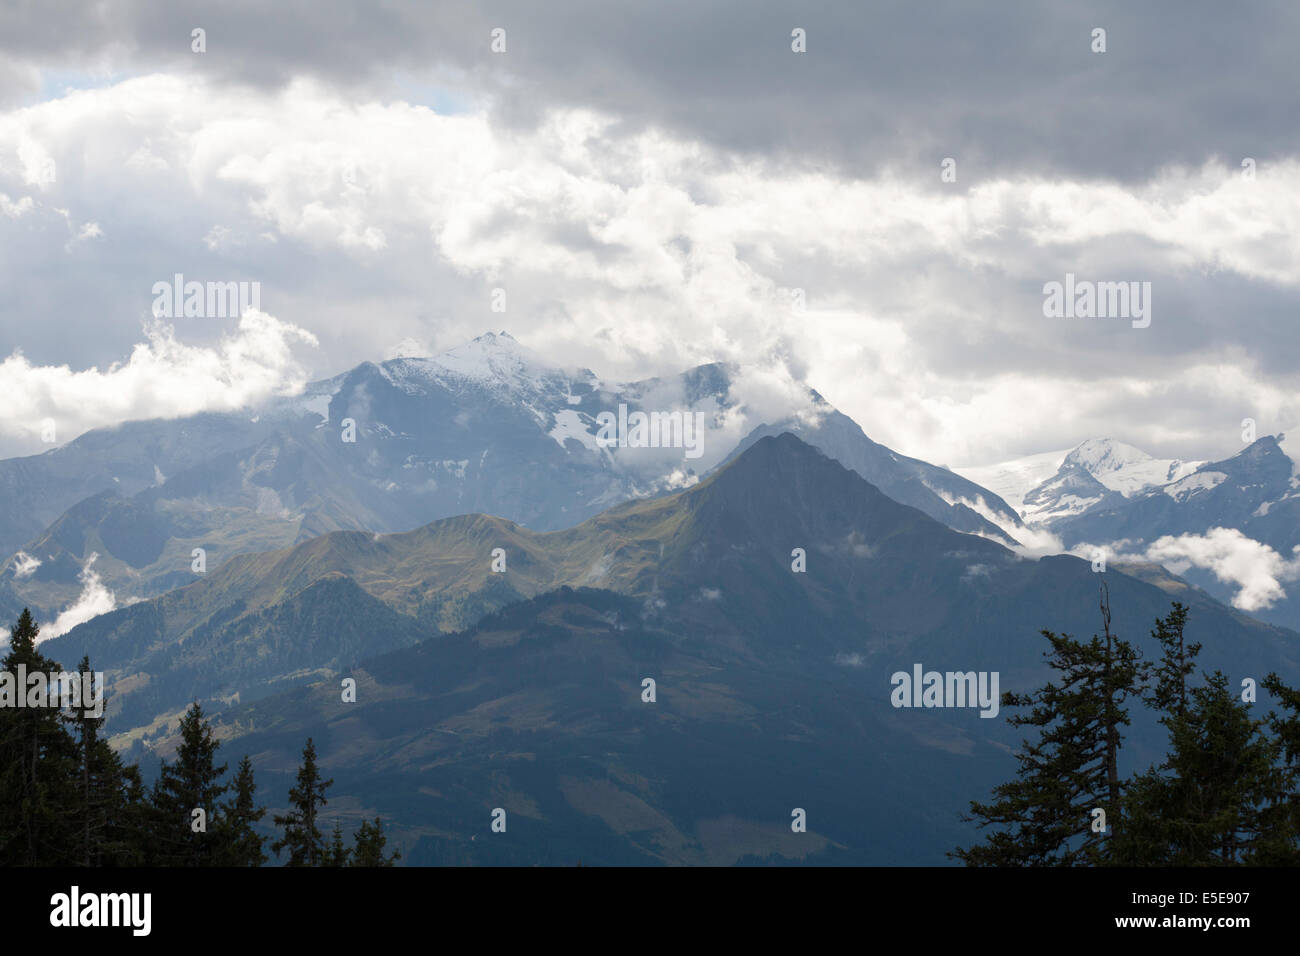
left=1062, top=438, right=1202, bottom=498
left=957, top=438, right=1205, bottom=527
left=393, top=330, right=540, bottom=381
left=377, top=331, right=598, bottom=403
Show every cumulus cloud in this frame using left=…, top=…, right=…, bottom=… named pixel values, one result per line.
left=0, top=310, right=318, bottom=447
left=40, top=553, right=116, bottom=642
left=724, top=357, right=829, bottom=435
left=1004, top=525, right=1069, bottom=559
left=1007, top=530, right=1300, bottom=614
left=11, top=551, right=40, bottom=578
left=1143, top=527, right=1300, bottom=612
left=0, top=192, right=34, bottom=218
left=2, top=75, right=1300, bottom=468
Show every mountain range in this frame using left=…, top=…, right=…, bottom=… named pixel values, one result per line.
left=8, top=333, right=1300, bottom=863
left=0, top=332, right=1022, bottom=636
left=961, top=434, right=1300, bottom=631
left=38, top=433, right=1300, bottom=864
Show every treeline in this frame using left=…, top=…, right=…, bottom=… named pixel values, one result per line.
left=0, top=609, right=398, bottom=867
left=954, top=587, right=1300, bottom=865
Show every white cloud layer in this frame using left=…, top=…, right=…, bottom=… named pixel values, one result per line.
left=0, top=310, right=318, bottom=446
left=1, top=75, right=1300, bottom=466
left=11, top=551, right=40, bottom=578
left=1143, top=528, right=1300, bottom=612
left=39, top=553, right=116, bottom=642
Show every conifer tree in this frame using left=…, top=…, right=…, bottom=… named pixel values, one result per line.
left=1109, top=603, right=1203, bottom=865
left=215, top=755, right=268, bottom=866
left=351, top=816, right=400, bottom=867
left=1264, top=672, right=1300, bottom=763
left=1145, top=602, right=1198, bottom=718
left=951, top=585, right=1143, bottom=865
left=149, top=702, right=229, bottom=866
left=0, top=610, right=80, bottom=865
left=1105, top=766, right=1173, bottom=866
left=324, top=821, right=350, bottom=866
left=1158, top=672, right=1291, bottom=864
left=68, top=655, right=143, bottom=865
left=114, top=763, right=152, bottom=866
left=1260, top=672, right=1300, bottom=863
left=1112, top=609, right=1298, bottom=865
left=272, top=737, right=332, bottom=866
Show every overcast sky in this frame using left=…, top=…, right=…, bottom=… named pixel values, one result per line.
left=1, top=1, right=1298, bottom=467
